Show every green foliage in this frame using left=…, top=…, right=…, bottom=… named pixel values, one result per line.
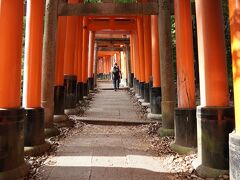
left=21, top=16, right=26, bottom=102
left=171, top=16, right=177, bottom=82
left=222, top=0, right=233, bottom=90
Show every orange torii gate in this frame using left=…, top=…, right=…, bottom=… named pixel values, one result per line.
left=1, top=0, right=240, bottom=179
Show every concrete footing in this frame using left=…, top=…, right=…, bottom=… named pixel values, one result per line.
left=142, top=102, right=150, bottom=108
left=194, top=106, right=234, bottom=178
left=135, top=94, right=141, bottom=99
left=64, top=108, right=79, bottom=116
left=170, top=142, right=196, bottom=155
left=147, top=113, right=162, bottom=120
left=45, top=127, right=60, bottom=138
left=54, top=115, right=74, bottom=128
left=24, top=141, right=51, bottom=156
left=158, top=127, right=174, bottom=137
left=192, top=159, right=229, bottom=178
left=229, top=131, right=240, bottom=180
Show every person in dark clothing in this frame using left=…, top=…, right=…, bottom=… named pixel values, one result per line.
left=112, top=63, right=122, bottom=91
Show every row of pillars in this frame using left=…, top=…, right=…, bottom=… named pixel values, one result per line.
left=128, top=0, right=240, bottom=179
left=0, top=0, right=98, bottom=178
left=0, top=0, right=240, bottom=179
left=97, top=55, right=115, bottom=80
left=97, top=51, right=129, bottom=84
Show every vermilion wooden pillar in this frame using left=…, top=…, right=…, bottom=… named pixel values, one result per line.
left=0, top=0, right=28, bottom=178
left=23, top=0, right=50, bottom=155
left=143, top=15, right=152, bottom=103
left=228, top=0, right=240, bottom=179
left=171, top=0, right=197, bottom=154
left=148, top=15, right=161, bottom=119
left=194, top=0, right=234, bottom=177
left=82, top=17, right=89, bottom=96
left=76, top=16, right=84, bottom=102
left=63, top=0, right=78, bottom=109
left=93, top=42, right=98, bottom=88
left=133, top=32, right=141, bottom=95
left=137, top=17, right=145, bottom=98
left=126, top=44, right=133, bottom=88
left=88, top=31, right=95, bottom=90
left=54, top=16, right=74, bottom=127
left=54, top=17, right=67, bottom=116
left=130, top=34, right=134, bottom=87
left=103, top=56, right=107, bottom=79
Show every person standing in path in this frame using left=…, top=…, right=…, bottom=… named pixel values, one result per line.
left=112, top=63, right=122, bottom=91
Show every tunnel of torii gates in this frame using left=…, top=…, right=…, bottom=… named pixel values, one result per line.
left=0, top=0, right=240, bottom=179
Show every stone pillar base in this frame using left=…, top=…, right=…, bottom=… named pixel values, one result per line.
left=0, top=108, right=26, bottom=177
left=54, top=115, right=74, bottom=128
left=77, top=82, right=84, bottom=102
left=194, top=106, right=234, bottom=178
left=192, top=159, right=229, bottom=178
left=158, top=127, right=174, bottom=137
left=83, top=82, right=88, bottom=96
left=147, top=113, right=162, bottom=120
left=229, top=131, right=240, bottom=180
left=88, top=77, right=94, bottom=90
left=24, top=108, right=47, bottom=156
left=133, top=78, right=136, bottom=91
left=161, top=100, right=175, bottom=137
left=54, top=85, right=65, bottom=115
left=64, top=75, right=77, bottom=109
left=150, top=87, right=161, bottom=114
left=141, top=102, right=150, bottom=108
left=136, top=80, right=140, bottom=95
left=0, top=162, right=29, bottom=180
left=129, top=88, right=134, bottom=93
left=64, top=108, right=79, bottom=116
left=139, top=82, right=144, bottom=99
left=138, top=98, right=145, bottom=103
left=144, top=83, right=150, bottom=103
left=135, top=94, right=141, bottom=99
left=24, top=141, right=50, bottom=156
left=44, top=127, right=60, bottom=138
left=149, top=78, right=153, bottom=104
left=171, top=108, right=197, bottom=154
left=170, top=143, right=196, bottom=155
left=146, top=108, right=151, bottom=113
left=130, top=73, right=134, bottom=88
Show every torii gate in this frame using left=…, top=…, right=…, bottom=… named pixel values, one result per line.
left=0, top=0, right=240, bottom=179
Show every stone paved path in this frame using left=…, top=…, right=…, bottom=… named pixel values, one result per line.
left=40, top=82, right=174, bottom=180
